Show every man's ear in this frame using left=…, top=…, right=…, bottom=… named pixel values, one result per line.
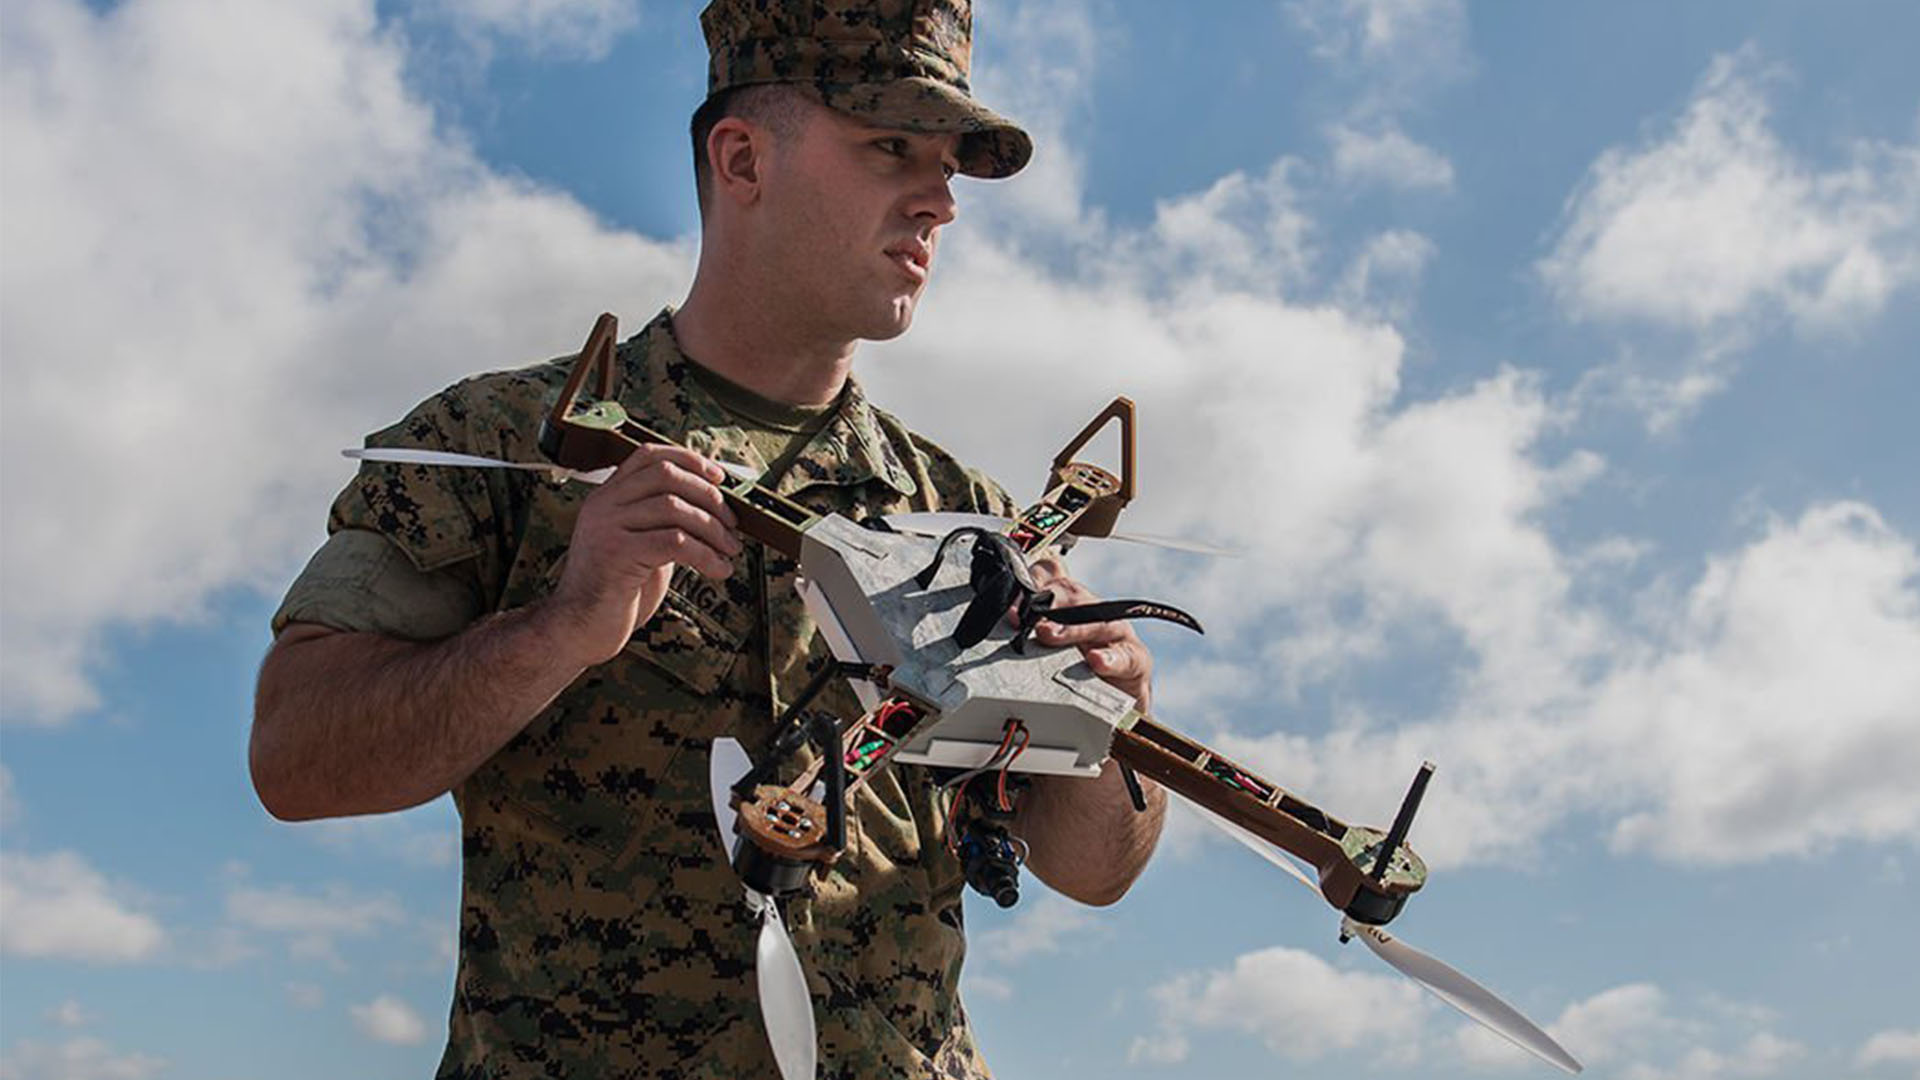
left=707, top=116, right=766, bottom=207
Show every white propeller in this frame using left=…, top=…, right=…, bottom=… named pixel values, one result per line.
left=880, top=511, right=1240, bottom=558
left=709, top=738, right=818, bottom=1080
left=1193, top=797, right=1583, bottom=1075
left=1192, top=802, right=1320, bottom=893
left=342, top=447, right=762, bottom=484
left=752, top=894, right=816, bottom=1080
left=1341, top=917, right=1582, bottom=1075
left=710, top=737, right=752, bottom=861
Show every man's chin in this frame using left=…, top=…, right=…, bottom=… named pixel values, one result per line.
left=857, top=298, right=919, bottom=343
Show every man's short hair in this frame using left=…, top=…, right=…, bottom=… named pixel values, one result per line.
left=690, top=83, right=808, bottom=213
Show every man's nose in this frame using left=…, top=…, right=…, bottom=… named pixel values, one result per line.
left=908, top=164, right=958, bottom=228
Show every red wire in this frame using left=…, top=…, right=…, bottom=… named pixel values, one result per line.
left=946, top=722, right=1025, bottom=852
left=996, top=722, right=1030, bottom=810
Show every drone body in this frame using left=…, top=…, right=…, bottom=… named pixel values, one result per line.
left=797, top=513, right=1135, bottom=777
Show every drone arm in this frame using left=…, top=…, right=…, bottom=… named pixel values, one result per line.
left=1108, top=717, right=1426, bottom=926
left=539, top=314, right=821, bottom=560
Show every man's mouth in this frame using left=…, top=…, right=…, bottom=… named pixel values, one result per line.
left=884, top=242, right=931, bottom=281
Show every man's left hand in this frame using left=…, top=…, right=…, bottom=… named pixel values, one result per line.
left=1022, top=554, right=1154, bottom=714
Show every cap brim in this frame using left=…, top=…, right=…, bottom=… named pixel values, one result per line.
left=806, top=77, right=1032, bottom=180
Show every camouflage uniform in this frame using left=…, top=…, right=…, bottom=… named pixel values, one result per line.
left=277, top=311, right=1018, bottom=1078
left=274, top=2, right=1037, bottom=1074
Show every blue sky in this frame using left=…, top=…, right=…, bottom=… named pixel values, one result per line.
left=3, top=1, right=1918, bottom=1078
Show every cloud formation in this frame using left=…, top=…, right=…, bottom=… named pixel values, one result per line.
left=1856, top=1028, right=1920, bottom=1070
left=224, top=880, right=409, bottom=967
left=1544, top=48, right=1920, bottom=332
left=0, top=0, right=690, bottom=721
left=0, top=851, right=166, bottom=963
left=1127, top=946, right=1428, bottom=1066
left=0, top=1038, right=164, bottom=1080
left=1330, top=124, right=1456, bottom=191
left=421, top=0, right=641, bottom=60
left=1541, top=46, right=1920, bottom=426
left=975, top=894, right=1105, bottom=966
left=349, top=993, right=430, bottom=1046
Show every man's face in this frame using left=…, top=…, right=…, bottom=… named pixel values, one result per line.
left=757, top=102, right=962, bottom=343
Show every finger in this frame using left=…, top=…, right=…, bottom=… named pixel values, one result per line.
left=601, top=458, right=739, bottom=531
left=1033, top=619, right=1127, bottom=648
left=1084, top=640, right=1152, bottom=700
left=610, top=495, right=744, bottom=563
left=607, top=444, right=737, bottom=509
left=613, top=442, right=732, bottom=486
left=1027, top=553, right=1068, bottom=588
left=621, top=524, right=736, bottom=581
left=1046, top=580, right=1097, bottom=608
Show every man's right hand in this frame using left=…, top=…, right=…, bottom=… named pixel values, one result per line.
left=542, top=444, right=743, bottom=667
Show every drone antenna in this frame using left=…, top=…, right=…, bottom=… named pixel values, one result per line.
left=810, top=713, right=847, bottom=852
left=1371, top=762, right=1435, bottom=882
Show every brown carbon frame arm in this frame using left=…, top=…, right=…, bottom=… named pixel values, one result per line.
left=1044, top=397, right=1135, bottom=539
left=1110, top=717, right=1429, bottom=926
left=536, top=313, right=818, bottom=559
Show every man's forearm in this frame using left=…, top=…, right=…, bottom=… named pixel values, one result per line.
left=249, top=604, right=587, bottom=821
left=1014, top=759, right=1166, bottom=906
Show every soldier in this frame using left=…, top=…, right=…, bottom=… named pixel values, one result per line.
left=249, top=1, right=1165, bottom=1077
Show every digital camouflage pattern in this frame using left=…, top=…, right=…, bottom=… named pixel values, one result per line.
left=700, top=0, right=1032, bottom=179
left=292, top=310, right=1018, bottom=1079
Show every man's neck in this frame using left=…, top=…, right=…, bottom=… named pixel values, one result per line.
left=672, top=275, right=856, bottom=408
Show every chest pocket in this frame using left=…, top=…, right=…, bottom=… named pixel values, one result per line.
left=623, top=565, right=751, bottom=698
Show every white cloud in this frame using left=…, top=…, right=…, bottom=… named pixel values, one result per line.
left=0, top=0, right=691, bottom=722
left=1544, top=48, right=1920, bottom=331
left=0, top=1039, right=164, bottom=1080
left=0, top=851, right=165, bottom=963
left=1542, top=47, right=1920, bottom=426
left=1330, top=124, right=1455, bottom=191
left=1450, top=983, right=1810, bottom=1080
left=349, top=994, right=429, bottom=1046
left=1338, top=229, right=1438, bottom=320
left=1457, top=982, right=1679, bottom=1070
left=1596, top=502, right=1920, bottom=863
left=975, top=894, right=1104, bottom=966
left=225, top=881, right=408, bottom=966
left=962, top=972, right=1013, bottom=1002
left=1624, top=1032, right=1805, bottom=1080
left=1133, top=159, right=1316, bottom=295
left=1128, top=946, right=1428, bottom=1065
left=965, top=0, right=1099, bottom=235
left=1547, top=982, right=1675, bottom=1066
left=1208, top=499, right=1920, bottom=871
left=47, top=1001, right=88, bottom=1029
left=1858, top=1029, right=1920, bottom=1069
left=421, top=0, right=640, bottom=60
left=1289, top=0, right=1470, bottom=93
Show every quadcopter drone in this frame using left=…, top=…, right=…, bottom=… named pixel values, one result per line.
left=350, top=313, right=1584, bottom=1077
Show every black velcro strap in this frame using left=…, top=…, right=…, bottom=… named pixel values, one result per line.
left=1040, top=599, right=1205, bottom=636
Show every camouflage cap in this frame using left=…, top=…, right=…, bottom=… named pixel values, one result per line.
left=701, top=0, right=1032, bottom=179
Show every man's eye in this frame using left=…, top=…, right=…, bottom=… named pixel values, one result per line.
left=941, top=161, right=958, bottom=180
left=874, top=138, right=908, bottom=156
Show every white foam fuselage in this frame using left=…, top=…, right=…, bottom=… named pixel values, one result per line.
left=796, top=515, right=1135, bottom=778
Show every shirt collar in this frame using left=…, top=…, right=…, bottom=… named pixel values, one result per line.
left=619, top=308, right=918, bottom=499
